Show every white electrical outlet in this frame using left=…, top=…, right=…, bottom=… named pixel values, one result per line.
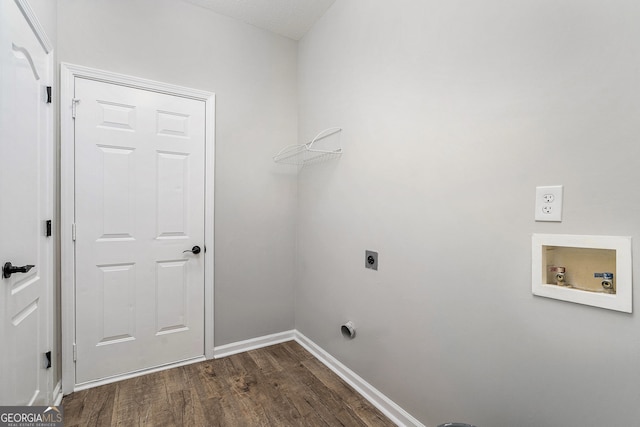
left=535, top=185, right=563, bottom=222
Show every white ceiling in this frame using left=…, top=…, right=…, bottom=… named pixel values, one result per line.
left=180, top=0, right=336, bottom=40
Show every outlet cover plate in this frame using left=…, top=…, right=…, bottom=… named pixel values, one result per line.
left=535, top=185, right=563, bottom=222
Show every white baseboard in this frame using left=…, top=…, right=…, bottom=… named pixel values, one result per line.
left=53, top=381, right=63, bottom=406
left=213, top=330, right=296, bottom=359
left=294, top=331, right=424, bottom=427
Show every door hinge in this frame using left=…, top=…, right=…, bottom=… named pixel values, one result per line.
left=45, top=219, right=52, bottom=237
left=45, top=351, right=52, bottom=369
left=71, top=223, right=76, bottom=241
left=71, top=98, right=80, bottom=119
left=46, top=86, right=52, bottom=104
left=73, top=343, right=77, bottom=362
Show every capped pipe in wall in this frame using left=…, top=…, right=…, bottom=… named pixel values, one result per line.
left=341, top=321, right=356, bottom=339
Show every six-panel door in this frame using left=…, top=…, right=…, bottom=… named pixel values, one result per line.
left=0, top=0, right=53, bottom=405
left=74, top=78, right=206, bottom=384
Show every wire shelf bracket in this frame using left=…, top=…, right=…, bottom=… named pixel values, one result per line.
left=273, top=127, right=342, bottom=167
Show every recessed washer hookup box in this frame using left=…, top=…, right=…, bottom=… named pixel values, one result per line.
left=532, top=234, right=632, bottom=313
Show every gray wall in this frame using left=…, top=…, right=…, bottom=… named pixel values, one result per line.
left=57, top=0, right=298, bottom=346
left=28, top=0, right=57, bottom=47
left=297, top=1, right=640, bottom=426
left=47, top=0, right=640, bottom=424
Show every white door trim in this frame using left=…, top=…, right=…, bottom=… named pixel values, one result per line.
left=14, top=0, right=53, bottom=54
left=60, top=63, right=215, bottom=394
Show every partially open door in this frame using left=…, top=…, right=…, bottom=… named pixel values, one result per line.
left=0, top=0, right=54, bottom=405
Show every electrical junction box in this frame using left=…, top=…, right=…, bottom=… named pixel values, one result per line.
left=365, top=250, right=378, bottom=270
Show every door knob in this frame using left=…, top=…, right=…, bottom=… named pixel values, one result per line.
left=183, top=245, right=201, bottom=255
left=3, top=262, right=35, bottom=279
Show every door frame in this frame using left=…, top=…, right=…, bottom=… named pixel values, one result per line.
left=60, top=63, right=215, bottom=394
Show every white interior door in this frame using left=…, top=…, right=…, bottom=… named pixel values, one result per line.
left=73, top=78, right=206, bottom=385
left=0, top=0, right=53, bottom=405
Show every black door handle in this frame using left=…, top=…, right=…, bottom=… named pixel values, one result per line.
left=183, top=245, right=201, bottom=255
left=3, top=262, right=35, bottom=279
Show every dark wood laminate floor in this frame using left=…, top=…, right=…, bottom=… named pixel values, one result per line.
left=62, top=341, right=396, bottom=426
